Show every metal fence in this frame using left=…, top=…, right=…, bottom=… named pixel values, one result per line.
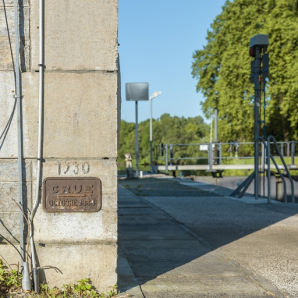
left=153, top=141, right=298, bottom=172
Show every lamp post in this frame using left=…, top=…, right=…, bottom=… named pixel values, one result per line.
left=126, top=83, right=149, bottom=177
left=150, top=91, right=162, bottom=172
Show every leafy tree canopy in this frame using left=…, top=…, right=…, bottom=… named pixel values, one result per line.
left=118, top=114, right=209, bottom=165
left=192, top=0, right=298, bottom=141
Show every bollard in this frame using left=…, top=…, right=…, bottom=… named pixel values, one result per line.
left=276, top=177, right=283, bottom=201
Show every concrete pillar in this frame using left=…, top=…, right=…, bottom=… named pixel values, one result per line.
left=0, top=0, right=118, bottom=291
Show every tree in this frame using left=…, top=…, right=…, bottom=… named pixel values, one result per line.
left=118, top=115, right=210, bottom=165
left=192, top=0, right=298, bottom=142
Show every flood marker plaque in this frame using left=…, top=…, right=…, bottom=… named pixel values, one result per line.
left=43, top=177, right=102, bottom=212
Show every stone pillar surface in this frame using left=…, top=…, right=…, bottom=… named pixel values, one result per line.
left=0, top=0, right=118, bottom=291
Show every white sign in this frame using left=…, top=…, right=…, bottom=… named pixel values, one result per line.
left=200, top=145, right=208, bottom=151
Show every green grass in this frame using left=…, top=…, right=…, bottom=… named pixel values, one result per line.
left=220, top=156, right=297, bottom=176
left=222, top=156, right=295, bottom=165
left=0, top=260, right=119, bottom=297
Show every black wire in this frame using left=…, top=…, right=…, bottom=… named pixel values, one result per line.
left=0, top=99, right=17, bottom=141
left=0, top=234, right=23, bottom=261
left=2, top=0, right=16, bottom=80
left=0, top=1, right=23, bottom=264
left=0, top=218, right=19, bottom=244
left=0, top=3, right=30, bottom=270
left=0, top=0, right=18, bottom=145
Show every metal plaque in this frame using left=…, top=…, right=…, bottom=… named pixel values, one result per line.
left=43, top=177, right=101, bottom=213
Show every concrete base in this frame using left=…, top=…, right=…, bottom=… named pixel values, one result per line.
left=36, top=242, right=117, bottom=291
left=0, top=242, right=117, bottom=292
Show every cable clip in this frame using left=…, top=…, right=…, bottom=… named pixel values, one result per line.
left=37, top=158, right=45, bottom=162
left=38, top=64, right=46, bottom=69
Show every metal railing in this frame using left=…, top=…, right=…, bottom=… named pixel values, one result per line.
left=266, top=136, right=295, bottom=204
left=154, top=139, right=296, bottom=203
left=154, top=141, right=298, bottom=172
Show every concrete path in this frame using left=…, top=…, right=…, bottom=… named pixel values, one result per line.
left=117, top=176, right=298, bottom=297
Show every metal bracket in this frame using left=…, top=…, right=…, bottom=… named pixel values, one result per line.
left=230, top=172, right=254, bottom=198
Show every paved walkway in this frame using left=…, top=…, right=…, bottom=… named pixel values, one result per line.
left=117, top=176, right=298, bottom=298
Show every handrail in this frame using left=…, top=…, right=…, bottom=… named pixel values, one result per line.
left=256, top=137, right=287, bottom=203
left=267, top=136, right=295, bottom=204
left=158, top=141, right=296, bottom=147
left=156, top=141, right=298, bottom=162
left=158, top=140, right=297, bottom=201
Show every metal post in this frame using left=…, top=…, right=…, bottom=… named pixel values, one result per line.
left=261, top=142, right=265, bottom=172
left=210, top=118, right=212, bottom=144
left=267, top=141, right=271, bottom=203
left=254, top=47, right=261, bottom=200
left=165, top=144, right=168, bottom=173
left=135, top=101, right=139, bottom=177
left=214, top=110, right=218, bottom=142
left=208, top=143, right=212, bottom=171
left=261, top=142, right=265, bottom=197
left=150, top=97, right=153, bottom=172
left=149, top=91, right=161, bottom=173
left=291, top=142, right=295, bottom=165
left=170, top=144, right=173, bottom=166
left=280, top=143, right=284, bottom=157
left=214, top=110, right=218, bottom=165
left=15, top=0, right=24, bottom=266
left=287, top=142, right=290, bottom=157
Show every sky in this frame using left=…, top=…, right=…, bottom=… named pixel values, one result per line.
left=118, top=0, right=227, bottom=124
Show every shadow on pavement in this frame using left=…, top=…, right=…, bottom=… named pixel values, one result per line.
left=117, top=177, right=298, bottom=297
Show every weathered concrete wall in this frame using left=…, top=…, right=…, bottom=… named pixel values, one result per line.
left=31, top=0, right=118, bottom=71
left=0, top=0, right=30, bottom=71
left=0, top=0, right=118, bottom=291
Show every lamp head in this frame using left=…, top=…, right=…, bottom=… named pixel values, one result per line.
left=249, top=34, right=269, bottom=57
left=150, top=91, right=162, bottom=100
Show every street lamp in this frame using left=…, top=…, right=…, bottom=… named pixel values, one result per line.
left=150, top=91, right=162, bottom=172
left=126, top=83, right=149, bottom=177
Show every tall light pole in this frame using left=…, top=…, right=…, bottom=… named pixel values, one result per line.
left=230, top=34, right=269, bottom=199
left=150, top=91, right=162, bottom=172
left=126, top=83, right=149, bottom=177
